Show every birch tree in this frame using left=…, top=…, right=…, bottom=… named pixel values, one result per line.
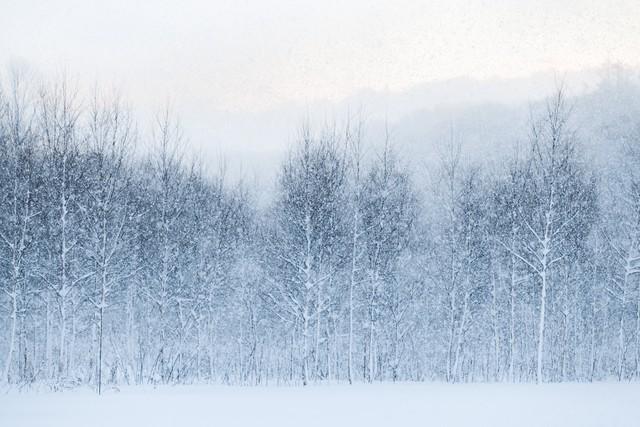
left=140, top=110, right=188, bottom=383
left=265, top=128, right=346, bottom=385
left=82, top=92, right=135, bottom=393
left=0, top=70, right=40, bottom=384
left=38, top=79, right=92, bottom=382
left=603, top=128, right=640, bottom=380
left=360, top=141, right=417, bottom=381
left=503, top=89, right=596, bottom=382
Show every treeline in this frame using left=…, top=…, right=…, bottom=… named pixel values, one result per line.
left=1, top=74, right=640, bottom=391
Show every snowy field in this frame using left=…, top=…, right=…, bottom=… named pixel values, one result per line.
left=1, top=382, right=639, bottom=427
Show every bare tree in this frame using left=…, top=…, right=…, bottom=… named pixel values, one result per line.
left=82, top=90, right=135, bottom=393
left=500, top=89, right=596, bottom=382
left=0, top=69, right=40, bottom=384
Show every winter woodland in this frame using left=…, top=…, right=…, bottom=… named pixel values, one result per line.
left=2, top=72, right=640, bottom=394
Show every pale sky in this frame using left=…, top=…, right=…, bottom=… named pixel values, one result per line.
left=2, top=0, right=639, bottom=112
left=1, top=0, right=639, bottom=178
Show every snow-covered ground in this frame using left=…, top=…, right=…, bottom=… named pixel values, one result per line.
left=1, top=382, right=638, bottom=427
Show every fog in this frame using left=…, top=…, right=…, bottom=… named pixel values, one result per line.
left=3, top=1, right=640, bottom=181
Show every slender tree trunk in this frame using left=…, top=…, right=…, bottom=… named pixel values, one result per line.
left=447, top=286, right=456, bottom=382
left=98, top=305, right=104, bottom=394
left=367, top=284, right=376, bottom=383
left=347, top=267, right=354, bottom=384
left=58, top=161, right=71, bottom=381
left=452, top=290, right=469, bottom=382
left=491, top=271, right=500, bottom=381
left=347, top=203, right=359, bottom=385
left=537, top=265, right=547, bottom=384
left=314, top=285, right=321, bottom=379
left=126, top=278, right=137, bottom=383
left=45, top=295, right=51, bottom=379
left=392, top=317, right=400, bottom=382
left=58, top=296, right=67, bottom=379
left=302, top=309, right=309, bottom=386
left=618, top=267, right=630, bottom=380
left=3, top=289, right=18, bottom=383
left=70, top=299, right=77, bottom=379
left=536, top=209, right=552, bottom=384
left=509, top=254, right=517, bottom=382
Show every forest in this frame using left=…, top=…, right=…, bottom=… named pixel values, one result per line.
left=1, top=72, right=640, bottom=393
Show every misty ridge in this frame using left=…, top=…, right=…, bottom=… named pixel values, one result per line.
left=3, top=64, right=640, bottom=393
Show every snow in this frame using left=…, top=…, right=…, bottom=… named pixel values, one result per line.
left=1, top=382, right=639, bottom=427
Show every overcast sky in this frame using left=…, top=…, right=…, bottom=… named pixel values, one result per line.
left=1, top=0, right=639, bottom=176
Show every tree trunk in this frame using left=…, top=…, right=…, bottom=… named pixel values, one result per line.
left=3, top=290, right=18, bottom=383
left=536, top=266, right=547, bottom=384
left=618, top=267, right=630, bottom=380
left=509, top=254, right=517, bottom=382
